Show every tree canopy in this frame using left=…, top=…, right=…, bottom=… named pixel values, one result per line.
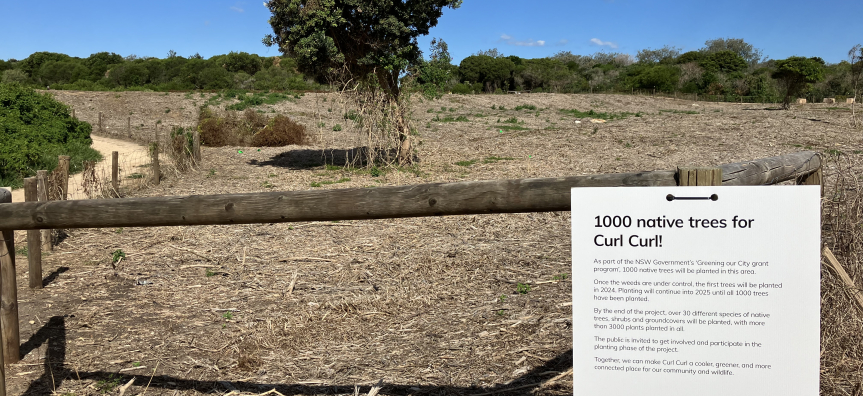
left=263, top=0, right=462, bottom=97
left=772, top=56, right=825, bottom=108
left=702, top=38, right=764, bottom=65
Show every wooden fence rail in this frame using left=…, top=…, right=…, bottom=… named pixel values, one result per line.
left=0, top=151, right=821, bottom=231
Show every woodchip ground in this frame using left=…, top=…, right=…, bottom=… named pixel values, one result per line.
left=5, top=90, right=862, bottom=395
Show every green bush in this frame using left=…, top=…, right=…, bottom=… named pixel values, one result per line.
left=0, top=84, right=101, bottom=187
left=1, top=70, right=29, bottom=85
left=451, top=83, right=473, bottom=94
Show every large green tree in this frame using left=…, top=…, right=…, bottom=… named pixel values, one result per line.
left=702, top=38, right=764, bottom=66
left=772, top=56, right=825, bottom=109
left=263, top=0, right=461, bottom=164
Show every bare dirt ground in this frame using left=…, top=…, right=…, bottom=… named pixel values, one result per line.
left=6, top=91, right=863, bottom=395
left=8, top=135, right=150, bottom=203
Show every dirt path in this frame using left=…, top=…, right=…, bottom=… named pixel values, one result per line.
left=9, top=135, right=149, bottom=202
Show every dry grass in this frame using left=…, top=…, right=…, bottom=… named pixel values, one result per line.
left=820, top=154, right=863, bottom=395
left=252, top=115, right=310, bottom=147
left=7, top=91, right=863, bottom=395
left=198, top=107, right=310, bottom=148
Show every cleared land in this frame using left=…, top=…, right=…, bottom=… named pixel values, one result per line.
left=6, top=91, right=862, bottom=395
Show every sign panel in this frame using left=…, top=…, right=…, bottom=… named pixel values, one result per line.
left=571, top=186, right=819, bottom=395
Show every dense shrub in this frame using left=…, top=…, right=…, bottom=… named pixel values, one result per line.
left=197, top=107, right=309, bottom=147
left=0, top=83, right=101, bottom=187
left=1, top=70, right=28, bottom=84
left=252, top=115, right=309, bottom=146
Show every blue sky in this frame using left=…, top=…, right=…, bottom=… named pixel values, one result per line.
left=2, top=0, right=861, bottom=64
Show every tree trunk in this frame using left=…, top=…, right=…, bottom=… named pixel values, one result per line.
left=376, top=70, right=413, bottom=165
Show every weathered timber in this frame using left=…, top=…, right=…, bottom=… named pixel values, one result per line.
left=0, top=170, right=676, bottom=230
left=678, top=167, right=722, bottom=186
left=151, top=131, right=160, bottom=186
left=797, top=167, right=822, bottom=186
left=193, top=130, right=201, bottom=163
left=112, top=151, right=119, bottom=193
left=0, top=152, right=821, bottom=231
left=36, top=170, right=52, bottom=252
left=0, top=188, right=18, bottom=366
left=23, top=178, right=42, bottom=289
left=720, top=151, right=820, bottom=186
left=58, top=155, right=70, bottom=200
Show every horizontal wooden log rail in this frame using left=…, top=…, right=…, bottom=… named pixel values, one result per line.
left=0, top=151, right=820, bottom=231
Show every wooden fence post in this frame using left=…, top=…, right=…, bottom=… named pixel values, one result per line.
left=127, top=117, right=132, bottom=138
left=796, top=167, right=823, bottom=195
left=112, top=151, right=119, bottom=194
left=98, top=111, right=103, bottom=133
left=0, top=187, right=20, bottom=366
left=193, top=129, right=201, bottom=163
left=24, top=178, right=42, bottom=289
left=677, top=167, right=722, bottom=186
left=58, top=155, right=70, bottom=200
left=36, top=170, right=52, bottom=252
left=151, top=129, right=161, bottom=185
left=0, top=188, right=8, bottom=394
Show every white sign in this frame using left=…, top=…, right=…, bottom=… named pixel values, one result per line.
left=571, top=186, right=820, bottom=395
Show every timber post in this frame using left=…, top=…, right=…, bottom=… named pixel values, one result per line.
left=0, top=187, right=19, bottom=365
left=127, top=117, right=131, bottom=138
left=677, top=167, right=722, bottom=186
left=112, top=151, right=119, bottom=194
left=24, top=178, right=42, bottom=289
left=98, top=111, right=103, bottom=133
left=36, top=171, right=51, bottom=252
left=796, top=164, right=823, bottom=195
left=58, top=155, right=70, bottom=200
left=151, top=129, right=160, bottom=185
left=193, top=129, right=201, bottom=163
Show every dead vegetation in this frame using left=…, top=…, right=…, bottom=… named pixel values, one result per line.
left=7, top=91, right=863, bottom=395
left=198, top=107, right=311, bottom=148
left=820, top=154, right=863, bottom=395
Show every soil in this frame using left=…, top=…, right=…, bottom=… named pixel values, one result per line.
left=8, top=135, right=150, bottom=203
left=5, top=90, right=862, bottom=395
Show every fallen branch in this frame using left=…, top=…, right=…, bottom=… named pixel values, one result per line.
left=169, top=244, right=213, bottom=261
left=279, top=257, right=334, bottom=262
left=822, top=246, right=863, bottom=312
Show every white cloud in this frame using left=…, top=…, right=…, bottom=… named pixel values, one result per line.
left=230, top=6, right=244, bottom=12
left=499, top=33, right=547, bottom=47
left=590, top=38, right=618, bottom=49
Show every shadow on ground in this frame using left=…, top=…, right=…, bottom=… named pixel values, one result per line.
left=249, top=147, right=414, bottom=170
left=18, top=317, right=572, bottom=395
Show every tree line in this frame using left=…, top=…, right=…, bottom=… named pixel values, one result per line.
left=2, top=38, right=861, bottom=108
left=0, top=51, right=322, bottom=91
left=414, top=38, right=863, bottom=107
